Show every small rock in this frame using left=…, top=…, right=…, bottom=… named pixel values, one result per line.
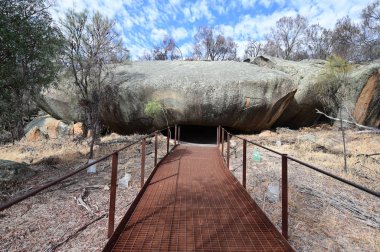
left=266, top=182, right=279, bottom=203
left=259, top=130, right=275, bottom=138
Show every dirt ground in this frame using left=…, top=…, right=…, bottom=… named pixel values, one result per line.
left=0, top=125, right=379, bottom=251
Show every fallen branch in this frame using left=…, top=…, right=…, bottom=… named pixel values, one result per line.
left=357, top=153, right=380, bottom=157
left=355, top=130, right=380, bottom=134
left=46, top=212, right=107, bottom=252
left=315, top=109, right=380, bottom=132
left=67, top=185, right=105, bottom=193
left=75, top=188, right=92, bottom=213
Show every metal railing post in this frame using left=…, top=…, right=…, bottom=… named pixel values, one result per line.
left=178, top=125, right=181, bottom=144
left=282, top=154, right=288, bottom=240
left=216, top=126, right=220, bottom=146
left=154, top=132, right=158, bottom=167
left=108, top=152, right=118, bottom=238
left=227, top=133, right=230, bottom=169
left=243, top=139, right=247, bottom=188
left=141, top=139, right=146, bottom=188
left=174, top=124, right=177, bottom=145
left=221, top=129, right=224, bottom=156
left=166, top=128, right=170, bottom=153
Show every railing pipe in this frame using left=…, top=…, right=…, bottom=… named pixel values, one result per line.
left=222, top=127, right=379, bottom=198
left=221, top=129, right=225, bottom=157
left=282, top=154, right=288, bottom=240
left=243, top=139, right=247, bottom=188
left=0, top=126, right=173, bottom=212
left=287, top=156, right=380, bottom=198
left=166, top=128, right=170, bottom=154
left=108, top=152, right=118, bottom=238
left=141, top=139, right=146, bottom=188
left=178, top=125, right=181, bottom=144
left=154, top=133, right=158, bottom=167
left=217, top=126, right=220, bottom=146
left=174, top=125, right=177, bottom=145
left=227, top=133, right=230, bottom=169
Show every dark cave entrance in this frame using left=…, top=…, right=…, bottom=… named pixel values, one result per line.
left=163, top=125, right=218, bottom=144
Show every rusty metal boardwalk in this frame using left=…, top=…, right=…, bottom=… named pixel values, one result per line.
left=105, top=145, right=293, bottom=251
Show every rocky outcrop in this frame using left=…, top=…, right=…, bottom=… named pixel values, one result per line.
left=37, top=58, right=380, bottom=134
left=23, top=115, right=83, bottom=141
left=39, top=61, right=298, bottom=133
left=250, top=56, right=380, bottom=128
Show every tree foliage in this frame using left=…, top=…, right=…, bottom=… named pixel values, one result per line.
left=265, top=15, right=308, bottom=60
left=193, top=26, right=237, bottom=61
left=244, top=38, right=263, bottom=59
left=153, top=37, right=182, bottom=60
left=305, top=24, right=332, bottom=60
left=331, top=16, right=360, bottom=61
left=0, top=0, right=63, bottom=141
left=360, top=0, right=380, bottom=61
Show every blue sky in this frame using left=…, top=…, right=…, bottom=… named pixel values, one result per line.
left=51, top=0, right=374, bottom=60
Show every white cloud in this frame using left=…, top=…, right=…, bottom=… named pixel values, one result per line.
left=235, top=39, right=247, bottom=59
left=172, top=27, right=188, bottom=41
left=216, top=25, right=235, bottom=38
left=169, top=0, right=183, bottom=6
left=286, top=0, right=374, bottom=28
left=259, top=0, right=271, bottom=8
left=129, top=44, right=149, bottom=60
left=183, top=7, right=191, bottom=19
left=185, top=0, right=214, bottom=22
left=179, top=42, right=194, bottom=58
left=151, top=28, right=168, bottom=42
left=241, top=0, right=257, bottom=9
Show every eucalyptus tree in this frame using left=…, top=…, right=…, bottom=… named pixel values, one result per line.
left=61, top=10, right=129, bottom=158
left=266, top=15, right=308, bottom=60
left=193, top=26, right=237, bottom=61
left=0, top=0, right=63, bottom=142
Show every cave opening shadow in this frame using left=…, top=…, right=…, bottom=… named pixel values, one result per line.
left=163, top=125, right=218, bottom=144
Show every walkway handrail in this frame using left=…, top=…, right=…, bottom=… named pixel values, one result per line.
left=221, top=127, right=380, bottom=198
left=0, top=132, right=153, bottom=211
left=1, top=124, right=181, bottom=238
left=218, top=125, right=379, bottom=240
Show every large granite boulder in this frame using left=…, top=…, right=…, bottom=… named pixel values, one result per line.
left=38, top=61, right=297, bottom=133
left=37, top=58, right=380, bottom=134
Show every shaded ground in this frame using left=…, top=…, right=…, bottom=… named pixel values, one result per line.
left=0, top=125, right=379, bottom=251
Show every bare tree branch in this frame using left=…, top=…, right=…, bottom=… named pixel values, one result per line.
left=316, top=109, right=380, bottom=132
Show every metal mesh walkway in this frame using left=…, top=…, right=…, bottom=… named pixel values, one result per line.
left=105, top=145, right=293, bottom=251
